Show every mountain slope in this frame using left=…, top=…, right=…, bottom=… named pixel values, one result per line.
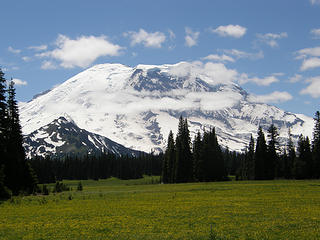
left=23, top=116, right=141, bottom=158
left=20, top=62, right=314, bottom=153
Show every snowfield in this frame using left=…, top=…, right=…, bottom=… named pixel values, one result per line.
left=20, top=62, right=314, bottom=154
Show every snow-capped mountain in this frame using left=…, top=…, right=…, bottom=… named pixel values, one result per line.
left=24, top=116, right=141, bottom=158
left=20, top=62, right=314, bottom=154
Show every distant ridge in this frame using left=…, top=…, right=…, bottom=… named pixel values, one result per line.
left=24, top=116, right=142, bottom=158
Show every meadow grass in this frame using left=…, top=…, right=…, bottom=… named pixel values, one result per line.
left=1, top=177, right=320, bottom=240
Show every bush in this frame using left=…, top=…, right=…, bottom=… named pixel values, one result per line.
left=53, top=181, right=70, bottom=193
left=0, top=184, right=12, bottom=200
left=77, top=181, right=83, bottom=191
left=0, top=166, right=12, bottom=200
left=42, top=185, right=49, bottom=195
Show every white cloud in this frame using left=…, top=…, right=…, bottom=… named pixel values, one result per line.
left=289, top=74, right=303, bottom=83
left=300, top=76, right=320, bottom=98
left=310, top=0, right=320, bottom=5
left=28, top=45, right=48, bottom=51
left=296, top=46, right=320, bottom=58
left=256, top=32, right=288, bottom=47
left=296, top=46, right=320, bottom=71
left=125, top=29, right=166, bottom=48
left=169, top=61, right=238, bottom=85
left=22, top=56, right=32, bottom=62
left=41, top=61, right=57, bottom=70
left=202, top=54, right=235, bottom=63
left=185, top=27, right=200, bottom=47
left=249, top=91, right=293, bottom=103
left=223, top=49, right=264, bottom=60
left=8, top=46, right=21, bottom=54
left=168, top=29, right=176, bottom=40
left=211, top=25, right=247, bottom=38
left=239, top=73, right=279, bottom=86
left=12, top=78, right=27, bottom=86
left=311, top=29, right=320, bottom=38
left=37, top=34, right=123, bottom=68
left=272, top=72, right=285, bottom=77
left=300, top=57, right=320, bottom=71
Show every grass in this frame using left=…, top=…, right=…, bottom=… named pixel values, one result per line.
left=1, top=177, right=320, bottom=239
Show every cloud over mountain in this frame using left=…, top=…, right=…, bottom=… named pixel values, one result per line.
left=36, top=34, right=123, bottom=68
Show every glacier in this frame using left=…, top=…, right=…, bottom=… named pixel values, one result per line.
left=20, top=62, right=314, bottom=154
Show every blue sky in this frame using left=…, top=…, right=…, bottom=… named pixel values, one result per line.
left=1, top=0, right=320, bottom=117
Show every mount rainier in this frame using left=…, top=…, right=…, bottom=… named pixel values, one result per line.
left=19, top=62, right=314, bottom=156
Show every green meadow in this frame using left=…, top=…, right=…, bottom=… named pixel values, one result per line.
left=1, top=177, right=320, bottom=240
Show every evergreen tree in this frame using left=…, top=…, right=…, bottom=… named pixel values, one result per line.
left=286, top=128, right=296, bottom=179
left=192, top=131, right=202, bottom=181
left=293, top=135, right=312, bottom=179
left=0, top=165, right=11, bottom=199
left=247, top=135, right=255, bottom=180
left=199, top=128, right=225, bottom=181
left=162, top=130, right=175, bottom=183
left=0, top=69, right=7, bottom=174
left=174, top=116, right=193, bottom=183
left=312, top=111, right=320, bottom=178
left=254, top=127, right=267, bottom=180
left=294, top=135, right=307, bottom=179
left=267, top=124, right=279, bottom=179
left=304, top=136, right=313, bottom=178
left=280, top=148, right=288, bottom=179
left=6, top=80, right=37, bottom=194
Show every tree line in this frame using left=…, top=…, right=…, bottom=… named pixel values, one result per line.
left=0, top=69, right=38, bottom=199
left=162, top=113, right=320, bottom=183
left=30, top=153, right=162, bottom=184
left=162, top=116, right=227, bottom=183
left=238, top=112, right=320, bottom=180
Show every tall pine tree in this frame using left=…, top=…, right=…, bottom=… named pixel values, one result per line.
left=0, top=69, right=7, bottom=174
left=246, top=135, right=255, bottom=180
left=6, top=80, right=37, bottom=194
left=192, top=130, right=202, bottom=181
left=286, top=128, right=296, bottom=179
left=254, top=127, right=267, bottom=180
left=267, top=124, right=279, bottom=179
left=162, top=130, right=175, bottom=183
left=174, top=116, right=193, bottom=183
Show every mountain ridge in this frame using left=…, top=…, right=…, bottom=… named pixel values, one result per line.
left=24, top=116, right=142, bottom=158
left=20, top=62, right=314, bottom=154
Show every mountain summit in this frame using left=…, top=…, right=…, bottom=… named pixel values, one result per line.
left=20, top=62, right=313, bottom=154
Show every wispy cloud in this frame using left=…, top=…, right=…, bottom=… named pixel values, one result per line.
left=289, top=74, right=303, bottom=83
left=202, top=54, right=235, bottom=63
left=185, top=27, right=200, bottom=47
left=296, top=46, right=320, bottom=58
left=311, top=28, right=320, bottom=39
left=22, top=56, right=32, bottom=62
left=310, top=0, right=320, bottom=5
left=36, top=34, right=123, bottom=69
left=296, top=46, right=320, bottom=71
left=124, top=29, right=166, bottom=48
left=169, top=61, right=238, bottom=85
left=239, top=73, right=279, bottom=86
left=12, top=78, right=27, bottom=86
left=8, top=46, right=21, bottom=54
left=300, top=57, right=320, bottom=71
left=300, top=76, right=320, bottom=98
left=249, top=91, right=293, bottom=103
left=28, top=44, right=48, bottom=51
left=41, top=60, right=57, bottom=70
left=222, top=49, right=264, bottom=60
left=168, top=29, right=176, bottom=40
left=210, top=24, right=247, bottom=38
left=256, top=32, right=288, bottom=48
